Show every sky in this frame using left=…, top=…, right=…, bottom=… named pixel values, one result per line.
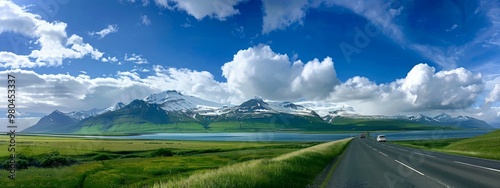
left=0, top=0, right=499, bottom=124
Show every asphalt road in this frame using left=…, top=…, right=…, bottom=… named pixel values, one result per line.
left=325, top=137, right=500, bottom=188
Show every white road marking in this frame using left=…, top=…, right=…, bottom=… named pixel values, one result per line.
left=395, top=160, right=425, bottom=176
left=387, top=146, right=395, bottom=149
left=414, top=152, right=436, bottom=158
left=454, top=161, right=500, bottom=173
left=396, top=148, right=408, bottom=152
left=379, top=152, right=388, bottom=157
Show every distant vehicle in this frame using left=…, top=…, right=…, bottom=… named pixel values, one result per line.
left=376, top=135, right=386, bottom=142
left=360, top=134, right=365, bottom=138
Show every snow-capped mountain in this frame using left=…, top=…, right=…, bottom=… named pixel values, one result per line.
left=66, top=108, right=104, bottom=120
left=393, top=113, right=491, bottom=129
left=144, top=90, right=226, bottom=112
left=408, top=114, right=437, bottom=123
left=65, top=102, right=125, bottom=120
left=24, top=90, right=494, bottom=134
left=295, top=101, right=355, bottom=117
left=434, top=113, right=453, bottom=122
left=268, top=101, right=317, bottom=116
left=100, top=102, right=126, bottom=114
left=236, top=97, right=271, bottom=112
left=204, top=97, right=318, bottom=117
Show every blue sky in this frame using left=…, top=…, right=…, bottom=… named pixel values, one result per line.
left=0, top=0, right=499, bottom=123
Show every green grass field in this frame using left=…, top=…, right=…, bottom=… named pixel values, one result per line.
left=0, top=135, right=324, bottom=187
left=153, top=138, right=352, bottom=188
left=330, top=118, right=452, bottom=131
left=394, top=130, right=500, bottom=160
left=393, top=138, right=467, bottom=150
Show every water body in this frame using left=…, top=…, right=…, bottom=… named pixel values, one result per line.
left=38, top=129, right=494, bottom=142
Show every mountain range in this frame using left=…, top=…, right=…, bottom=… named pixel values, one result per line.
left=22, top=90, right=494, bottom=134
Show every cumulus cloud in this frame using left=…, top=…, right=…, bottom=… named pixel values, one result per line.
left=124, top=53, right=148, bottom=64
left=221, top=45, right=340, bottom=101
left=154, top=0, right=245, bottom=20
left=0, top=67, right=232, bottom=114
left=485, top=84, right=500, bottom=105
left=88, top=24, right=119, bottom=39
left=261, top=0, right=309, bottom=33
left=101, top=56, right=119, bottom=63
left=327, top=63, right=484, bottom=115
left=0, top=1, right=103, bottom=68
left=400, top=64, right=483, bottom=108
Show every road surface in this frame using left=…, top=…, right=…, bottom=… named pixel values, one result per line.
left=325, top=137, right=500, bottom=188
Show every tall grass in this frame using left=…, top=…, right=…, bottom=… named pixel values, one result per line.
left=443, top=130, right=500, bottom=160
left=153, top=138, right=352, bottom=188
left=394, top=130, right=500, bottom=161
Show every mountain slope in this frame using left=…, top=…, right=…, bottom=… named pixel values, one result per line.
left=22, top=110, right=80, bottom=133
left=75, top=100, right=172, bottom=133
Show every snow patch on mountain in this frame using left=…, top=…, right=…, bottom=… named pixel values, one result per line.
left=295, top=101, right=355, bottom=117
left=66, top=108, right=104, bottom=120
left=144, top=90, right=226, bottom=112
left=100, top=102, right=126, bottom=114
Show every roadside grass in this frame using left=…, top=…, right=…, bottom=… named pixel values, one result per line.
left=393, top=130, right=500, bottom=161
left=153, top=138, right=352, bottom=188
left=393, top=138, right=466, bottom=150
left=330, top=119, right=455, bottom=131
left=0, top=136, right=317, bottom=187
left=443, top=130, right=500, bottom=160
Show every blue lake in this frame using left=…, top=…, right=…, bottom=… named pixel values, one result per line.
left=42, top=129, right=495, bottom=142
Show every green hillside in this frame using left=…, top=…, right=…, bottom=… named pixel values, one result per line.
left=329, top=118, right=451, bottom=131
left=444, top=130, right=500, bottom=160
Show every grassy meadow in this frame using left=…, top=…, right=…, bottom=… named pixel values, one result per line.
left=0, top=135, right=334, bottom=187
left=330, top=118, right=453, bottom=131
left=153, top=138, right=352, bottom=188
left=394, top=130, right=500, bottom=160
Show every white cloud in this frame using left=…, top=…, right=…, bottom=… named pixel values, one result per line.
left=261, top=0, right=309, bottom=33
left=399, top=64, right=483, bottom=109
left=101, top=56, right=119, bottom=63
left=0, top=52, right=36, bottom=68
left=154, top=0, right=245, bottom=20
left=124, top=53, right=148, bottom=64
left=142, top=0, right=150, bottom=6
left=327, top=63, right=484, bottom=115
left=0, top=1, right=103, bottom=68
left=0, top=69, right=162, bottom=113
left=142, top=15, right=151, bottom=25
left=485, top=84, right=500, bottom=105
left=221, top=45, right=340, bottom=101
left=88, top=24, right=119, bottom=39
left=110, top=56, right=119, bottom=62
